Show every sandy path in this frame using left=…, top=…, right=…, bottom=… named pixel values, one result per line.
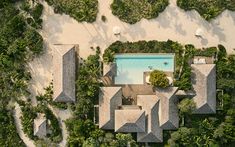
left=13, top=103, right=36, bottom=147
left=47, top=105, right=72, bottom=147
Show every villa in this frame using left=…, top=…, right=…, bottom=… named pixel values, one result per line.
left=53, top=45, right=76, bottom=102
left=99, top=53, right=216, bottom=143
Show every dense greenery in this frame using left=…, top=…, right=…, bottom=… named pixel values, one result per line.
left=0, top=107, right=25, bottom=147
left=111, top=0, right=169, bottom=24
left=149, top=70, right=169, bottom=88
left=45, top=0, right=98, bottom=23
left=0, top=0, right=44, bottom=145
left=177, top=0, right=235, bottom=20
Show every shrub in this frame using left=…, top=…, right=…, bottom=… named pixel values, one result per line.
left=177, top=0, right=235, bottom=20
left=149, top=70, right=169, bottom=88
left=45, top=0, right=98, bottom=23
left=111, top=0, right=169, bottom=24
left=101, top=15, right=107, bottom=22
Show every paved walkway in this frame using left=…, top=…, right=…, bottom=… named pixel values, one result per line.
left=13, top=103, right=35, bottom=147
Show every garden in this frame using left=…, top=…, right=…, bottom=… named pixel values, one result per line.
left=45, top=0, right=98, bottom=23
left=111, top=0, right=169, bottom=24
left=177, top=0, right=235, bottom=20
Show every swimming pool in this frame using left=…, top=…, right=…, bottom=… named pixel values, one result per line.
left=114, top=54, right=174, bottom=84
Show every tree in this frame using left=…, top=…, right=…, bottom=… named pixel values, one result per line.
left=149, top=70, right=169, bottom=88
left=111, top=133, right=137, bottom=147
left=178, top=98, right=196, bottom=116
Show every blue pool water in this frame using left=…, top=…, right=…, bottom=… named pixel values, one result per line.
left=114, top=54, right=174, bottom=84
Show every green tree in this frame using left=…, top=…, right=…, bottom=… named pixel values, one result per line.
left=178, top=98, right=196, bottom=116
left=111, top=133, right=137, bottom=147
left=149, top=70, right=169, bottom=88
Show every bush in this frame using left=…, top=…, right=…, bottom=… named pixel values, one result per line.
left=101, top=15, right=107, bottom=22
left=111, top=0, right=169, bottom=24
left=149, top=70, right=169, bottom=88
left=177, top=0, right=235, bottom=20
left=45, top=0, right=98, bottom=23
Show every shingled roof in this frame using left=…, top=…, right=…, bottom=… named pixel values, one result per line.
left=115, top=109, right=145, bottom=132
left=137, top=95, right=163, bottom=143
left=53, top=45, right=76, bottom=102
left=191, top=64, right=216, bottom=114
left=103, top=63, right=116, bottom=77
left=34, top=113, right=47, bottom=138
left=99, top=87, right=122, bottom=130
left=156, top=87, right=179, bottom=130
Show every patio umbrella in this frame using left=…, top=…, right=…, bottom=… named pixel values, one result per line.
left=113, top=26, right=121, bottom=35
left=195, top=28, right=204, bottom=38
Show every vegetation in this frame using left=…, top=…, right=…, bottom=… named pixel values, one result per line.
left=111, top=0, right=169, bottom=24
left=45, top=0, right=98, bottom=23
left=177, top=0, right=235, bottom=20
left=0, top=107, right=25, bottom=147
left=178, top=98, right=196, bottom=116
left=0, top=0, right=44, bottom=145
left=150, top=70, right=169, bottom=88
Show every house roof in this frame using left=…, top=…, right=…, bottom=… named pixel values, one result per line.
left=191, top=64, right=216, bottom=114
left=99, top=87, right=122, bottom=130
left=34, top=113, right=47, bottom=138
left=156, top=87, right=179, bottom=130
left=115, top=109, right=145, bottom=133
left=137, top=95, right=163, bottom=142
left=53, top=45, right=76, bottom=102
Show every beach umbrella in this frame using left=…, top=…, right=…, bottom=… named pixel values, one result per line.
left=195, top=28, right=204, bottom=38
left=113, top=26, right=121, bottom=35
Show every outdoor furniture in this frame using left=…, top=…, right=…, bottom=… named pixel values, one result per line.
left=194, top=58, right=206, bottom=64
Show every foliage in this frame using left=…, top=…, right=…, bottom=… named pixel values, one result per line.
left=45, top=0, right=98, bottom=23
left=18, top=100, right=37, bottom=139
left=101, top=15, right=107, bottom=22
left=111, top=133, right=138, bottom=147
left=36, top=83, right=68, bottom=109
left=178, top=98, right=196, bottom=116
left=0, top=1, right=44, bottom=145
left=177, top=0, right=235, bottom=20
left=149, top=70, right=169, bottom=88
left=0, top=106, right=25, bottom=147
left=74, top=48, right=101, bottom=119
left=111, top=0, right=169, bottom=24
left=66, top=119, right=104, bottom=147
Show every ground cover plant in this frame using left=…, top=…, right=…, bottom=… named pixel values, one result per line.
left=45, top=0, right=98, bottom=23
left=177, top=0, right=235, bottom=20
left=111, top=0, right=169, bottom=24
left=0, top=0, right=44, bottom=145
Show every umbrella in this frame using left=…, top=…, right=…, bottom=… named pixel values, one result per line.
left=113, top=26, right=121, bottom=35
left=195, top=28, right=204, bottom=38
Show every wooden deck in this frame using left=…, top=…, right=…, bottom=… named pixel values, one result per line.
left=118, top=84, right=155, bottom=105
